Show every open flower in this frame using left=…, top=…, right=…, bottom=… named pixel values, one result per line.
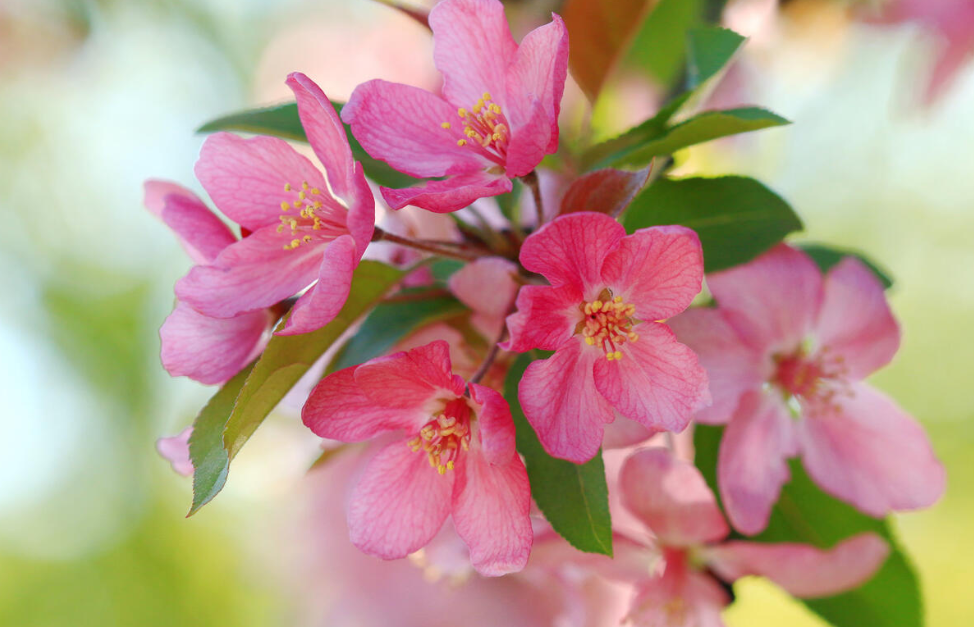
left=669, top=244, right=946, bottom=533
left=581, top=448, right=889, bottom=627
left=503, top=212, right=709, bottom=463
left=342, top=0, right=569, bottom=213
left=301, top=340, right=531, bottom=576
left=174, top=73, right=375, bottom=336
left=144, top=181, right=273, bottom=384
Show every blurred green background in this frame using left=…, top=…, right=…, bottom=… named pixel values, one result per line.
left=0, top=0, right=971, bottom=625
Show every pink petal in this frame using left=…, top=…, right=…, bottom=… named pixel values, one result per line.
left=706, top=533, right=890, bottom=598
left=348, top=439, right=454, bottom=559
left=815, top=257, right=900, bottom=381
left=518, top=339, right=613, bottom=463
left=354, top=340, right=465, bottom=410
left=505, top=14, right=569, bottom=154
left=143, top=179, right=196, bottom=218
left=342, top=79, right=489, bottom=179
left=707, top=244, right=823, bottom=354
left=593, top=322, right=709, bottom=433
left=519, top=212, right=626, bottom=295
left=156, top=426, right=194, bottom=476
left=668, top=308, right=769, bottom=425
left=469, top=382, right=516, bottom=466
left=303, top=366, right=427, bottom=441
left=194, top=132, right=328, bottom=232
left=601, top=226, right=704, bottom=321
left=159, top=191, right=237, bottom=264
left=629, top=567, right=730, bottom=627
left=429, top=0, right=518, bottom=109
left=448, top=257, right=519, bottom=319
left=381, top=171, right=512, bottom=213
left=619, top=448, right=728, bottom=547
left=718, top=391, right=798, bottom=535
left=452, top=449, right=532, bottom=576
left=343, top=161, right=377, bottom=259
left=602, top=414, right=658, bottom=449
left=798, top=383, right=945, bottom=517
left=504, top=98, right=551, bottom=178
left=175, top=226, right=325, bottom=318
left=286, top=72, right=356, bottom=202
left=278, top=235, right=357, bottom=336
left=502, top=283, right=581, bottom=353
left=160, top=302, right=270, bottom=385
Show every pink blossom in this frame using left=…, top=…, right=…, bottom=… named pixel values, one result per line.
left=301, top=340, right=532, bottom=576
left=669, top=244, right=945, bottom=533
left=156, top=426, right=193, bottom=476
left=174, top=73, right=375, bottom=336
left=341, top=0, right=569, bottom=213
left=582, top=448, right=889, bottom=626
left=503, top=212, right=710, bottom=463
left=448, top=256, right=520, bottom=340
left=144, top=181, right=273, bottom=384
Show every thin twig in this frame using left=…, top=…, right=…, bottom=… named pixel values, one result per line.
left=468, top=284, right=519, bottom=385
left=373, top=226, right=481, bottom=262
left=521, top=170, right=545, bottom=229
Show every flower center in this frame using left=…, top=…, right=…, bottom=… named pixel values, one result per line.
left=772, top=345, right=850, bottom=410
left=406, top=399, right=472, bottom=475
left=442, top=92, right=509, bottom=165
left=577, top=292, right=639, bottom=361
left=276, top=180, right=346, bottom=250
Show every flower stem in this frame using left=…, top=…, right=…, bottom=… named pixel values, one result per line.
left=372, top=226, right=481, bottom=262
left=521, top=170, right=545, bottom=229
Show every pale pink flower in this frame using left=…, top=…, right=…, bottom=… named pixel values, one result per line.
left=670, top=244, right=945, bottom=533
left=301, top=340, right=531, bottom=576
left=144, top=181, right=273, bottom=384
left=448, top=256, right=520, bottom=340
left=342, top=0, right=569, bottom=213
left=175, top=73, right=375, bottom=336
left=156, top=426, right=193, bottom=476
left=503, top=212, right=710, bottom=463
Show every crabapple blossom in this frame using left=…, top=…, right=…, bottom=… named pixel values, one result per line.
left=156, top=426, right=193, bottom=477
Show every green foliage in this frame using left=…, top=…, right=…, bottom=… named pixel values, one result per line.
left=623, top=175, right=803, bottom=272
left=504, top=354, right=613, bottom=556
left=198, top=102, right=418, bottom=189
left=188, top=261, right=404, bottom=515
left=694, top=425, right=922, bottom=627
left=686, top=26, right=746, bottom=88
left=624, top=0, right=704, bottom=87
left=800, top=243, right=894, bottom=289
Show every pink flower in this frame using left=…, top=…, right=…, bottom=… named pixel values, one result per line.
left=587, top=448, right=889, bottom=626
left=670, top=244, right=946, bottom=533
left=448, top=256, right=520, bottom=340
left=156, top=426, right=193, bottom=476
left=503, top=212, right=710, bottom=463
left=144, top=181, right=273, bottom=384
left=174, top=73, right=375, bottom=336
left=341, top=0, right=569, bottom=213
left=301, top=340, right=532, bottom=576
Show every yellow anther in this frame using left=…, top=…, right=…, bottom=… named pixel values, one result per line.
left=292, top=201, right=303, bottom=209
left=482, top=92, right=492, bottom=100
left=280, top=201, right=290, bottom=211
left=592, top=300, right=603, bottom=312
left=303, top=235, right=312, bottom=243
left=284, top=183, right=292, bottom=192
left=441, top=122, right=452, bottom=129
left=614, top=295, right=623, bottom=303
left=585, top=337, right=595, bottom=346
left=276, top=225, right=284, bottom=233
left=613, top=351, right=623, bottom=360
left=302, top=181, right=309, bottom=190
left=313, top=201, right=322, bottom=209
left=490, top=104, right=501, bottom=114
left=457, top=139, right=467, bottom=147
left=446, top=461, right=455, bottom=471
left=291, top=239, right=300, bottom=247
left=458, top=108, right=468, bottom=117
left=437, top=465, right=447, bottom=475
left=606, top=352, right=615, bottom=362
left=298, top=191, right=306, bottom=201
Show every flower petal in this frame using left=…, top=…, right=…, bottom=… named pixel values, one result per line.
left=504, top=98, right=551, bottom=178
left=194, top=132, right=328, bottom=232
left=344, top=161, right=377, bottom=259
left=348, top=439, right=454, bottom=559
left=160, top=302, right=270, bottom=385
left=706, top=533, right=890, bottom=598
left=469, top=382, right=516, bottom=466
left=449, top=257, right=519, bottom=319
left=159, top=191, right=238, bottom=264
left=156, top=426, right=194, bottom=476
left=519, top=212, right=626, bottom=295
left=601, top=226, right=704, bottom=321
left=429, top=0, right=518, bottom=109
left=354, top=340, right=465, bottom=409
left=278, top=235, right=357, bottom=336
left=620, top=448, right=728, bottom=547
left=144, top=180, right=195, bottom=218
left=629, top=567, right=730, bottom=627
left=707, top=243, right=823, bottom=354
left=593, top=322, right=709, bottom=433
left=518, top=339, right=613, bottom=462
left=815, top=257, right=900, bottom=380
left=668, top=308, right=769, bottom=425
left=342, top=79, right=489, bottom=179
left=502, top=283, right=581, bottom=353
left=602, top=414, right=658, bottom=449
left=381, top=171, right=512, bottom=213
left=452, top=449, right=532, bottom=576
left=718, top=391, right=797, bottom=535
left=798, top=383, right=945, bottom=517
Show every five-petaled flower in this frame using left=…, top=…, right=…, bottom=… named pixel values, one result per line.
left=302, top=340, right=532, bottom=576
left=342, top=0, right=569, bottom=213
left=503, top=212, right=710, bottom=463
left=175, top=73, right=375, bottom=336
left=670, top=244, right=946, bottom=534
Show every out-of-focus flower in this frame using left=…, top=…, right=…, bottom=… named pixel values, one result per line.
left=670, top=244, right=945, bottom=534
left=503, top=212, right=709, bottom=463
left=301, top=340, right=531, bottom=576
left=144, top=181, right=272, bottom=384
left=342, top=0, right=569, bottom=213
left=448, top=256, right=520, bottom=340
left=175, top=73, right=375, bottom=336
left=156, top=426, right=193, bottom=476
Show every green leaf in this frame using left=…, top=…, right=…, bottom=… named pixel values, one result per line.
left=504, top=354, right=613, bottom=556
left=429, top=259, right=465, bottom=283
left=326, top=291, right=467, bottom=374
left=198, top=102, right=418, bottom=189
left=624, top=176, right=803, bottom=272
left=800, top=243, right=894, bottom=289
left=686, top=26, right=746, bottom=88
left=624, top=0, right=704, bottom=87
left=694, top=425, right=922, bottom=627
left=187, top=261, right=403, bottom=515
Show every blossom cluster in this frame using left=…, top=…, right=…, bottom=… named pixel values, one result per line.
left=150, top=0, right=944, bottom=623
